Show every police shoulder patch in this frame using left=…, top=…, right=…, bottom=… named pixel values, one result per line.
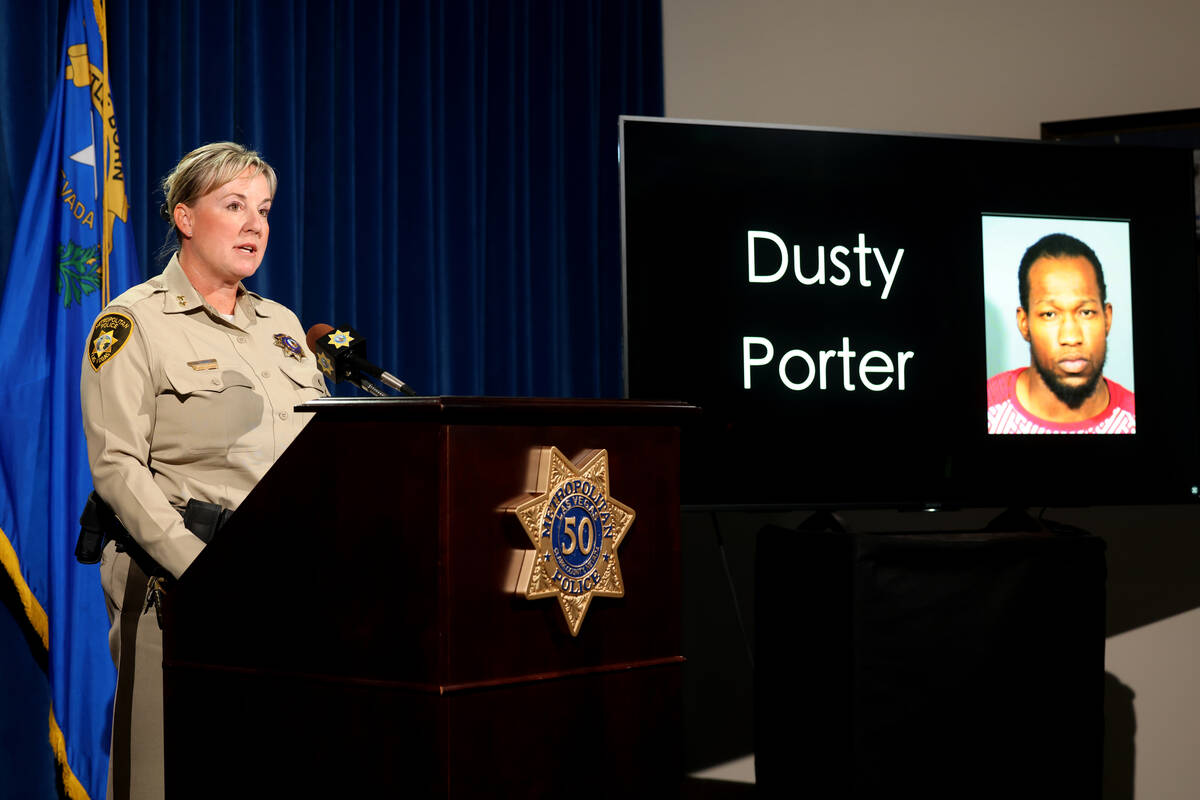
left=88, top=312, right=134, bottom=371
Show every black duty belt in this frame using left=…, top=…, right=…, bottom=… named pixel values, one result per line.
left=76, top=491, right=231, bottom=573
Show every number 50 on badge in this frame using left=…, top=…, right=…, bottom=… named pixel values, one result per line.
left=508, top=447, right=636, bottom=636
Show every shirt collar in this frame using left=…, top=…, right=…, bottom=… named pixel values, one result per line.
left=160, top=253, right=271, bottom=322
left=161, top=254, right=204, bottom=314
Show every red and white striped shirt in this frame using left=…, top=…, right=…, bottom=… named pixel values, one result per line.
left=986, top=368, right=1135, bottom=434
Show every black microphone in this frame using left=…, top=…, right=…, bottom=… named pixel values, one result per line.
left=305, top=323, right=417, bottom=396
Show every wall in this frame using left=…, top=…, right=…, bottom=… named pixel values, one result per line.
left=662, top=0, right=1200, bottom=139
left=662, top=2, right=1200, bottom=796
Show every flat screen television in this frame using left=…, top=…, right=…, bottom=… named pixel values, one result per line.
left=620, top=117, right=1200, bottom=508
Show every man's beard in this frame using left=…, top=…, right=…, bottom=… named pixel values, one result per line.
left=1032, top=350, right=1106, bottom=410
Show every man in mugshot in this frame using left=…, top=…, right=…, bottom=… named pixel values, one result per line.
left=987, top=232, right=1135, bottom=434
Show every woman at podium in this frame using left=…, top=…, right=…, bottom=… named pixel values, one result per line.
left=80, top=142, right=327, bottom=799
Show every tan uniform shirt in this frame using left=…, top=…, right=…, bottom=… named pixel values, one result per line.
left=81, top=255, right=327, bottom=578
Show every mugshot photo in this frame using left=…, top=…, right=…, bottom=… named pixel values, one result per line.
left=982, top=214, right=1135, bottom=434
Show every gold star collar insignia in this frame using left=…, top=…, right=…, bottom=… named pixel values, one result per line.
left=511, top=447, right=636, bottom=636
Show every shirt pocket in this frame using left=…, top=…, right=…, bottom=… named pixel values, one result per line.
left=158, top=361, right=264, bottom=457
left=278, top=360, right=329, bottom=404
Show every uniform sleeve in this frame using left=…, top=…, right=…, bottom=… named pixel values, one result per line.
left=80, top=307, right=205, bottom=579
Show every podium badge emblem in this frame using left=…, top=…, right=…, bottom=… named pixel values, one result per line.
left=510, top=447, right=636, bottom=636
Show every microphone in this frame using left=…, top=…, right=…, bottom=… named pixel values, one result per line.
left=305, top=323, right=417, bottom=397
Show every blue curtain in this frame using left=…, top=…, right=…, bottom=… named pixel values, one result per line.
left=4, top=0, right=663, bottom=398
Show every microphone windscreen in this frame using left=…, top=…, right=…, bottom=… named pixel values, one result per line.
left=306, top=323, right=334, bottom=354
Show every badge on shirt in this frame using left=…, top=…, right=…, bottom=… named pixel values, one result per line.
left=273, top=333, right=305, bottom=361
left=88, top=312, right=134, bottom=371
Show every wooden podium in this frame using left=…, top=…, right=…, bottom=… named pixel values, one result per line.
left=161, top=397, right=691, bottom=796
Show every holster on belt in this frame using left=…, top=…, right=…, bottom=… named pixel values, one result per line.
left=76, top=490, right=231, bottom=574
left=180, top=497, right=233, bottom=544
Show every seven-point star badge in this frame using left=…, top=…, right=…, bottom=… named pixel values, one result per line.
left=511, top=447, right=635, bottom=636
left=327, top=329, right=354, bottom=349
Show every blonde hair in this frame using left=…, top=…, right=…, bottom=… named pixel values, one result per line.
left=160, top=142, right=277, bottom=250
